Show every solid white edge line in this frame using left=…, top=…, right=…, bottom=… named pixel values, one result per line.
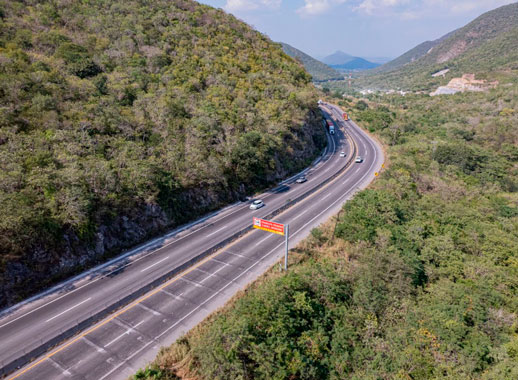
left=101, top=120, right=381, bottom=380
left=21, top=110, right=383, bottom=380
left=0, top=115, right=339, bottom=329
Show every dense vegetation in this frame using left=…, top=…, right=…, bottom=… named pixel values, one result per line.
left=136, top=74, right=518, bottom=379
left=356, top=2, right=518, bottom=90
left=0, top=0, right=326, bottom=306
left=280, top=43, right=343, bottom=82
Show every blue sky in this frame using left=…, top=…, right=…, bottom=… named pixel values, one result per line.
left=197, top=0, right=517, bottom=60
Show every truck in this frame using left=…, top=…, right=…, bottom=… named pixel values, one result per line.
left=343, top=112, right=349, bottom=121
left=326, top=119, right=335, bottom=134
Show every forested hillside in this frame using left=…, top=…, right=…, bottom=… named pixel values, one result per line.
left=136, top=74, right=518, bottom=379
left=280, top=43, right=343, bottom=82
left=357, top=2, right=518, bottom=90
left=0, top=0, right=325, bottom=307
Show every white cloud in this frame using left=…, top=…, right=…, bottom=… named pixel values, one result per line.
left=296, top=0, right=348, bottom=17
left=224, top=0, right=282, bottom=12
left=355, top=0, right=410, bottom=15
left=354, top=0, right=516, bottom=18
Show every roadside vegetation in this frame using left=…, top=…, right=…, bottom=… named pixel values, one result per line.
left=0, top=0, right=325, bottom=307
left=135, top=75, right=518, bottom=379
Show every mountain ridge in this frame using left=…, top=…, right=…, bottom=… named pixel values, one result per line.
left=357, top=2, right=518, bottom=90
left=280, top=42, right=343, bottom=82
left=372, top=30, right=457, bottom=74
left=331, top=57, right=380, bottom=71
left=323, top=50, right=380, bottom=71
left=322, top=50, right=354, bottom=65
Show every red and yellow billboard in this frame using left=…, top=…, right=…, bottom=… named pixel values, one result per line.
left=253, top=217, right=285, bottom=236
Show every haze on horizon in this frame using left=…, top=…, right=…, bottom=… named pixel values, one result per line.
left=197, top=0, right=517, bottom=61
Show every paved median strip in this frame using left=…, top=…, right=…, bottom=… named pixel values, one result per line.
left=6, top=107, right=369, bottom=380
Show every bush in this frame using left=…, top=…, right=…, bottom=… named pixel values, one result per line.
left=55, top=42, right=101, bottom=78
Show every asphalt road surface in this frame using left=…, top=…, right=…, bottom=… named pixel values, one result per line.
left=2, top=103, right=384, bottom=380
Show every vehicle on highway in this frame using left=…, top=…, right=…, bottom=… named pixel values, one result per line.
left=355, top=156, right=364, bottom=163
left=340, top=151, right=346, bottom=158
left=249, top=199, right=265, bottom=210
left=296, top=176, right=307, bottom=183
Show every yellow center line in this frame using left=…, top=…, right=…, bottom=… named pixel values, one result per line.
left=7, top=244, right=230, bottom=380
left=8, top=118, right=359, bottom=380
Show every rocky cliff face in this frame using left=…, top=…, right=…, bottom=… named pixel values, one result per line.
left=0, top=0, right=326, bottom=309
left=1, top=109, right=324, bottom=308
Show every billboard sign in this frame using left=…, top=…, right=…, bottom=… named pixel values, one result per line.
left=253, top=217, right=285, bottom=236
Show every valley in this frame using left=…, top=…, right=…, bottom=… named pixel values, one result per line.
left=1, top=1, right=518, bottom=380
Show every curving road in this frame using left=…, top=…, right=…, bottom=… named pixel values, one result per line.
left=1, top=103, right=383, bottom=380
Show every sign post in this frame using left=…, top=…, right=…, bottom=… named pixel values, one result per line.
left=253, top=217, right=289, bottom=271
left=284, top=224, right=289, bottom=271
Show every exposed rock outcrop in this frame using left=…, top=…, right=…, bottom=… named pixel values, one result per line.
left=0, top=110, right=324, bottom=309
left=430, top=74, right=498, bottom=96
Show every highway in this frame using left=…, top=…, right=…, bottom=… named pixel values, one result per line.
left=1, top=103, right=384, bottom=380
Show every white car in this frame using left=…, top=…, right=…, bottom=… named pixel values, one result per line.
left=339, top=151, right=346, bottom=158
left=249, top=200, right=265, bottom=210
left=355, top=156, right=364, bottom=163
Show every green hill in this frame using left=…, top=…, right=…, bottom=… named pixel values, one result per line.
left=280, top=42, right=343, bottom=82
left=322, top=50, right=354, bottom=65
left=358, top=2, right=518, bottom=90
left=0, top=0, right=325, bottom=306
left=371, top=31, right=455, bottom=74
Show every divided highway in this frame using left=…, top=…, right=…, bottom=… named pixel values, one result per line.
left=1, top=104, right=384, bottom=380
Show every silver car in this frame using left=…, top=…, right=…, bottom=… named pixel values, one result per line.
left=355, top=156, right=363, bottom=163
left=249, top=200, right=265, bottom=210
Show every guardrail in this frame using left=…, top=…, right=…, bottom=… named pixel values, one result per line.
left=1, top=110, right=356, bottom=377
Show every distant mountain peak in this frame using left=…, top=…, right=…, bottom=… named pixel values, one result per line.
left=322, top=51, right=354, bottom=65
left=280, top=42, right=343, bottom=82
left=330, top=57, right=380, bottom=71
